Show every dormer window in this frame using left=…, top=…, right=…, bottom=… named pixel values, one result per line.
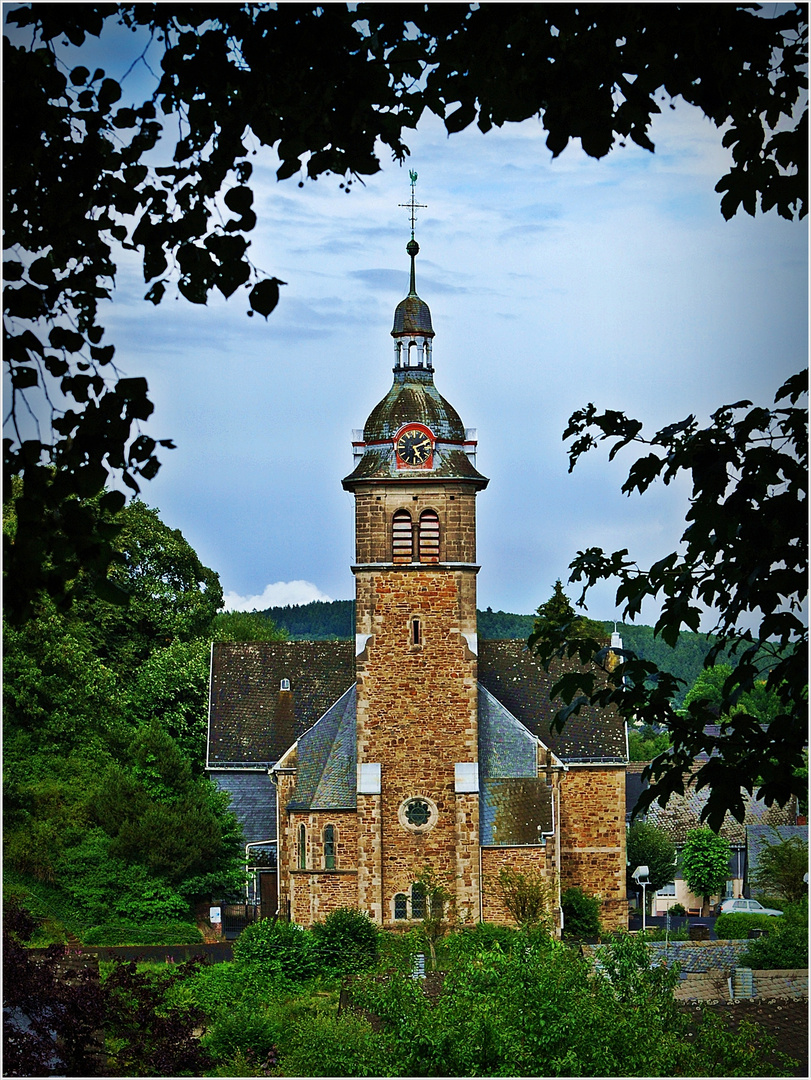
left=418, top=509, right=440, bottom=563
left=280, top=678, right=290, bottom=691
left=392, top=509, right=413, bottom=563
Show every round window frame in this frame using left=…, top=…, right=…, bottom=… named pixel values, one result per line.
left=398, top=795, right=439, bottom=833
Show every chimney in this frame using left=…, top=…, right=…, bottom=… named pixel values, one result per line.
left=274, top=678, right=295, bottom=759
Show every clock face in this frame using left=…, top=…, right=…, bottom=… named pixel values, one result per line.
left=395, top=426, right=433, bottom=467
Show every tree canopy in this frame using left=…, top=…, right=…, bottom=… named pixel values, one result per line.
left=680, top=828, right=732, bottom=916
left=4, top=3, right=807, bottom=620
left=529, top=371, right=807, bottom=830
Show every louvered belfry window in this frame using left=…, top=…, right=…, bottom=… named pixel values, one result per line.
left=392, top=509, right=413, bottom=563
left=418, top=509, right=440, bottom=563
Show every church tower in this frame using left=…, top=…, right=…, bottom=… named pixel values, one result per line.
left=342, top=176, right=488, bottom=925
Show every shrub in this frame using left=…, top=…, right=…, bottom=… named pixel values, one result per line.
left=561, top=886, right=602, bottom=939
left=311, top=907, right=378, bottom=974
left=446, top=921, right=521, bottom=959
left=203, top=1003, right=283, bottom=1064
left=668, top=902, right=687, bottom=916
left=233, top=918, right=317, bottom=982
left=83, top=921, right=203, bottom=946
left=739, top=921, right=809, bottom=970
left=275, top=1011, right=387, bottom=1077
left=714, top=912, right=782, bottom=939
left=497, top=866, right=557, bottom=930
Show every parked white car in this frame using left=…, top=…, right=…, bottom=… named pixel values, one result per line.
left=718, top=898, right=783, bottom=916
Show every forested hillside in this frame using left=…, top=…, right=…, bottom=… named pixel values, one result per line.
left=3, top=496, right=286, bottom=947
left=262, top=599, right=734, bottom=705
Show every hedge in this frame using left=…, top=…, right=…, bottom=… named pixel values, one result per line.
left=714, top=912, right=782, bottom=940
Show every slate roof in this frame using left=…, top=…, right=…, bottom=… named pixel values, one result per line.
left=745, top=824, right=808, bottom=878
left=208, top=641, right=354, bottom=766
left=477, top=640, right=627, bottom=763
left=641, top=764, right=798, bottom=845
left=287, top=685, right=357, bottom=810
left=210, top=769, right=277, bottom=845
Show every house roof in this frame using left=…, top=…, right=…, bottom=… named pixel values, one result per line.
left=208, top=638, right=626, bottom=769
left=208, top=641, right=354, bottom=766
left=745, top=824, right=808, bottom=876
left=640, top=764, right=798, bottom=845
left=477, top=640, right=627, bottom=763
left=209, top=769, right=277, bottom=845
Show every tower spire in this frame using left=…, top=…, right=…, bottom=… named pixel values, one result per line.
left=399, top=170, right=427, bottom=296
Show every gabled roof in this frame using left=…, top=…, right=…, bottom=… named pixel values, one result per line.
left=208, top=638, right=626, bottom=771
left=208, top=641, right=354, bottom=766
left=640, top=764, right=798, bottom=845
left=287, top=685, right=357, bottom=811
left=478, top=640, right=627, bottom=763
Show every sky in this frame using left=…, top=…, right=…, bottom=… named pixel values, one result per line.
left=8, top=11, right=809, bottom=626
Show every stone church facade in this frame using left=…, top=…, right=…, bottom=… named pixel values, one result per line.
left=207, top=222, right=628, bottom=933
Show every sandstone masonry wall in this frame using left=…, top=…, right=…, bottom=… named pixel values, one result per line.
left=559, top=766, right=627, bottom=931
left=480, top=846, right=553, bottom=925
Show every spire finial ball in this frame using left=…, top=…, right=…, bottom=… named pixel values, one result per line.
left=407, top=238, right=420, bottom=257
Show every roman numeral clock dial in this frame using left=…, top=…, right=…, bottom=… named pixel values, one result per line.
left=395, top=426, right=434, bottom=468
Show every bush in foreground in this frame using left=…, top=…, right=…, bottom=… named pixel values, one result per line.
left=311, top=907, right=379, bottom=974
left=561, top=886, right=602, bottom=939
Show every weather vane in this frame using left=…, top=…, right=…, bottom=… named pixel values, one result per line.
left=399, top=170, right=426, bottom=238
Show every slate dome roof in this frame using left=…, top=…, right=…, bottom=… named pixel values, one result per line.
left=392, top=294, right=434, bottom=337
left=362, top=369, right=465, bottom=443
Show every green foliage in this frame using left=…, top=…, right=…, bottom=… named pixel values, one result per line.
left=533, top=371, right=807, bottom=830
left=628, top=723, right=671, bottom=760
left=261, top=599, right=353, bottom=640
left=83, top=921, right=203, bottom=946
left=738, top=920, right=809, bottom=970
left=597, top=931, right=680, bottom=1007
left=715, top=912, right=784, bottom=939
left=233, top=919, right=318, bottom=983
left=339, top=928, right=788, bottom=1076
left=275, top=1011, right=387, bottom=1078
left=532, top=580, right=607, bottom=651
left=680, top=829, right=732, bottom=913
left=668, top=902, right=687, bottom=916
left=497, top=866, right=557, bottom=930
left=445, top=921, right=523, bottom=960
left=561, top=886, right=602, bottom=939
left=311, top=907, right=379, bottom=975
left=750, top=830, right=809, bottom=903
left=203, top=1003, right=283, bottom=1069
left=213, top=609, right=289, bottom=641
left=626, top=820, right=677, bottom=894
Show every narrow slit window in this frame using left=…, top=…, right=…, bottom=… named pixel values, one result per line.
left=298, top=824, right=306, bottom=870
left=324, top=824, right=335, bottom=870
left=392, top=509, right=413, bottom=564
left=394, top=893, right=408, bottom=920
left=411, top=617, right=422, bottom=647
left=411, top=882, right=426, bottom=920
left=418, top=509, right=440, bottom=563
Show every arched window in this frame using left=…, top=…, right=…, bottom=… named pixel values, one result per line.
left=392, top=509, right=413, bottom=563
left=411, top=882, right=426, bottom=920
left=298, top=824, right=306, bottom=870
left=418, top=509, right=440, bottom=563
left=324, top=824, right=335, bottom=870
left=394, top=893, right=408, bottom=920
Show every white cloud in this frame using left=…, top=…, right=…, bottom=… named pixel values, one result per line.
left=222, top=581, right=333, bottom=612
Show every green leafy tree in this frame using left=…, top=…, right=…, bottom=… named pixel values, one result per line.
left=213, top=610, right=289, bottom=642
left=561, top=886, right=602, bottom=939
left=626, top=821, right=677, bottom=908
left=533, top=580, right=607, bottom=648
left=497, top=866, right=558, bottom=931
left=627, top=724, right=671, bottom=761
left=750, top=831, right=809, bottom=904
left=530, top=371, right=807, bottom=830
left=5, top=4, right=806, bottom=620
left=680, top=828, right=732, bottom=916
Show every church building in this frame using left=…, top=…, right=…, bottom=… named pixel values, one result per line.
left=207, top=191, right=628, bottom=933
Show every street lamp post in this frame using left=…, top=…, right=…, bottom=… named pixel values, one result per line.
left=632, top=865, right=650, bottom=931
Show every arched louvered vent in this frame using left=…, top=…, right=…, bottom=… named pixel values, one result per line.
left=418, top=509, right=440, bottom=563
left=392, top=509, right=413, bottom=564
